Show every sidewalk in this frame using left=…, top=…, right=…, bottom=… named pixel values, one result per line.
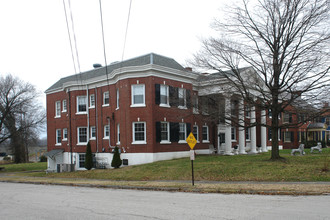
left=1, top=173, right=329, bottom=195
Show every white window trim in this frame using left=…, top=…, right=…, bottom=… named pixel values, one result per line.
left=202, top=125, right=210, bottom=143
left=231, top=127, right=237, bottom=142
left=160, top=121, right=171, bottom=144
left=178, top=123, right=187, bottom=144
left=116, top=88, right=119, bottom=110
left=103, top=91, right=110, bottom=107
left=55, top=101, right=61, bottom=118
left=131, top=84, right=146, bottom=107
left=178, top=88, right=187, bottom=109
left=62, top=128, right=68, bottom=141
left=90, top=126, right=96, bottom=140
left=160, top=85, right=170, bottom=107
left=76, top=96, right=87, bottom=114
left=77, top=127, right=88, bottom=145
left=132, top=122, right=147, bottom=144
left=103, top=125, right=110, bottom=139
left=62, top=100, right=67, bottom=113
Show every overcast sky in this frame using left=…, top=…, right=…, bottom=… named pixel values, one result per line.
left=0, top=0, right=235, bottom=105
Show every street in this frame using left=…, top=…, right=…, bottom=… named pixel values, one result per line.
left=0, top=182, right=329, bottom=220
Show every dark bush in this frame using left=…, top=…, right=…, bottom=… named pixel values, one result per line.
left=39, top=155, right=47, bottom=162
left=85, top=141, right=93, bottom=170
left=111, top=147, right=122, bottom=169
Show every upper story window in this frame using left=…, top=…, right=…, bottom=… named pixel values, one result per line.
left=55, top=101, right=61, bottom=118
left=178, top=88, right=186, bottom=108
left=202, top=125, right=209, bottom=143
left=283, top=113, right=292, bottom=123
left=131, top=84, right=145, bottom=107
left=245, top=106, right=250, bottom=118
left=62, top=100, right=67, bottom=112
left=116, top=88, right=119, bottom=109
left=193, top=96, right=199, bottom=114
left=103, top=91, right=109, bottom=106
left=160, top=85, right=169, bottom=106
left=89, top=94, right=95, bottom=108
left=77, top=96, right=87, bottom=113
left=268, top=109, right=272, bottom=118
left=117, top=124, right=120, bottom=144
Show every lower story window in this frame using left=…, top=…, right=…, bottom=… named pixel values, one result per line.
left=78, top=127, right=87, bottom=144
left=79, top=154, right=85, bottom=168
left=161, top=122, right=169, bottom=142
left=56, top=129, right=61, bottom=145
left=133, top=122, right=146, bottom=144
left=245, top=128, right=250, bottom=140
left=231, top=127, right=236, bottom=141
left=193, top=125, right=199, bottom=142
left=202, top=126, right=209, bottom=142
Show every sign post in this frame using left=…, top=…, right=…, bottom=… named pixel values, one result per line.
left=186, top=132, right=197, bottom=186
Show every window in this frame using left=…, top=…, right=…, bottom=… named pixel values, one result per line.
left=63, top=128, right=68, bottom=141
left=160, top=85, right=169, bottom=106
left=89, top=94, right=95, bottom=108
left=116, top=88, right=119, bottom=109
left=245, top=106, right=250, bottom=118
left=179, top=123, right=187, bottom=142
left=202, top=126, right=209, bottom=142
left=132, top=122, right=146, bottom=144
left=62, top=100, right=67, bottom=112
left=79, top=154, right=85, bottom=168
left=103, top=91, right=109, bottom=106
left=245, top=128, right=250, bottom=140
left=131, top=84, right=145, bottom=106
left=55, top=101, right=61, bottom=117
left=268, top=109, right=272, bottom=118
left=160, top=122, right=170, bottom=142
left=284, top=131, right=292, bottom=142
left=193, top=96, right=199, bottom=114
left=283, top=113, right=292, bottom=123
left=178, top=88, right=186, bottom=108
left=77, top=96, right=87, bottom=113
left=90, top=126, right=96, bottom=139
left=193, top=125, right=199, bottom=142
left=56, top=129, right=61, bottom=145
left=104, top=125, right=110, bottom=139
left=201, top=97, right=209, bottom=115
left=117, top=124, right=120, bottom=144
left=231, top=101, right=237, bottom=116
left=231, top=127, right=236, bottom=141
left=78, top=127, right=87, bottom=144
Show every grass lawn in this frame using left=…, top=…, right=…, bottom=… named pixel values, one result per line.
left=2, top=149, right=329, bottom=182
left=19, top=148, right=329, bottom=182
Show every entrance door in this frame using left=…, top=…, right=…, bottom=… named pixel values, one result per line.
left=218, top=132, right=225, bottom=154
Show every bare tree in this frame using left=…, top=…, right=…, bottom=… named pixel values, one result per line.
left=193, top=0, right=330, bottom=159
left=0, top=74, right=45, bottom=163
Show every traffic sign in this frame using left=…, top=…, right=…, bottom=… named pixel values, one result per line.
left=186, top=132, right=197, bottom=150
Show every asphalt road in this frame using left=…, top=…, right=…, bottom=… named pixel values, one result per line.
left=1, top=182, right=329, bottom=220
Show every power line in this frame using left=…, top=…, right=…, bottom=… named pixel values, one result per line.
left=98, top=0, right=109, bottom=86
left=122, top=0, right=133, bottom=61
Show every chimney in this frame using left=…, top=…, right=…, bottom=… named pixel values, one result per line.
left=185, top=67, right=193, bottom=72
left=93, top=63, right=102, bottom=69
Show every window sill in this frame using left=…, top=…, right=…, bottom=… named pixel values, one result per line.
left=178, top=106, right=187, bottom=110
left=76, top=112, right=87, bottom=115
left=89, top=106, right=95, bottom=109
left=62, top=138, right=67, bottom=141
left=160, top=104, right=170, bottom=108
left=116, top=142, right=120, bottom=145
left=202, top=140, right=210, bottom=144
left=55, top=143, right=61, bottom=146
left=178, top=140, right=187, bottom=144
left=77, top=143, right=87, bottom=146
left=231, top=140, right=237, bottom=142
left=160, top=141, right=171, bottom=144
left=132, top=141, right=147, bottom=145
left=90, top=138, right=96, bottom=140
left=102, top=104, right=109, bottom=107
left=193, top=110, right=199, bottom=114
left=103, top=137, right=109, bottom=140
left=54, top=116, right=61, bottom=119
left=130, top=104, right=146, bottom=108
left=62, top=110, right=67, bottom=113
left=115, top=107, right=119, bottom=110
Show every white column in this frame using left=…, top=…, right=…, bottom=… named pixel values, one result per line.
left=261, top=110, right=268, bottom=152
left=224, top=97, right=233, bottom=155
left=250, top=105, right=258, bottom=154
left=238, top=99, right=246, bottom=154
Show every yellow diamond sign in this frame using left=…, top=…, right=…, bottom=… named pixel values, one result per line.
left=186, top=132, right=197, bottom=150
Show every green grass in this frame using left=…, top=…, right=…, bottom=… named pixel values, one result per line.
left=1, top=162, right=47, bottom=172
left=2, top=149, right=329, bottom=182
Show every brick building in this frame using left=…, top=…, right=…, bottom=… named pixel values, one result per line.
left=46, top=53, right=309, bottom=172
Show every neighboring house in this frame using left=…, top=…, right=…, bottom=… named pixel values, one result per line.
left=45, top=53, right=317, bottom=172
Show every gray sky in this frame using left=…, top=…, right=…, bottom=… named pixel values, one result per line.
left=0, top=0, right=232, bottom=106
